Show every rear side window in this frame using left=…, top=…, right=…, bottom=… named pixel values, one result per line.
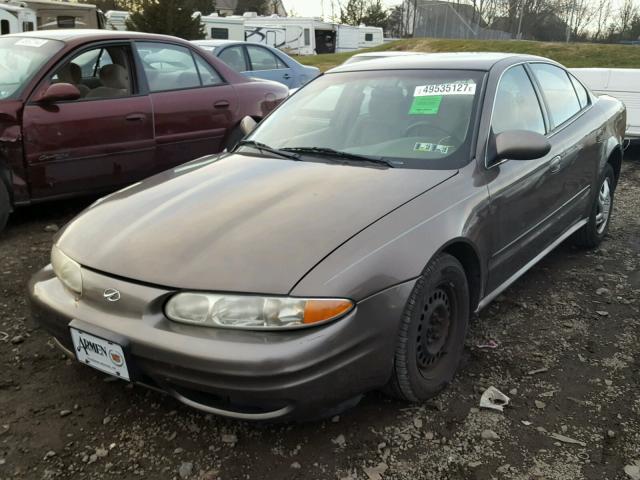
left=247, top=46, right=286, bottom=71
left=530, top=63, right=581, bottom=127
left=194, top=54, right=223, bottom=86
left=569, top=74, right=589, bottom=108
left=137, top=42, right=201, bottom=92
left=492, top=65, right=545, bottom=135
left=218, top=45, right=248, bottom=72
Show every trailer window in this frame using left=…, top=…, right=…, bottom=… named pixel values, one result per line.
left=1, top=20, right=9, bottom=35
left=365, top=33, right=373, bottom=42
left=304, top=28, right=310, bottom=46
left=57, top=16, right=76, bottom=28
left=22, top=22, right=35, bottom=32
left=211, top=28, right=229, bottom=40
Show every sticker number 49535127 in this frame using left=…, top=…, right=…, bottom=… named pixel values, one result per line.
left=414, top=82, right=476, bottom=96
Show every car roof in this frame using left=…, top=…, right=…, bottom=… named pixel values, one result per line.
left=5, top=29, right=184, bottom=43
left=331, top=52, right=551, bottom=73
left=350, top=51, right=422, bottom=58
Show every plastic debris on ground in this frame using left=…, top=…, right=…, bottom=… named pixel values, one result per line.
left=479, top=386, right=511, bottom=412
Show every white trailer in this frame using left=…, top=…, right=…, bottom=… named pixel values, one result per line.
left=335, top=24, right=360, bottom=53
left=200, top=13, right=244, bottom=40
left=571, top=68, right=640, bottom=139
left=0, top=3, right=36, bottom=34
left=104, top=10, right=129, bottom=31
left=2, top=0, right=104, bottom=30
left=358, top=25, right=384, bottom=49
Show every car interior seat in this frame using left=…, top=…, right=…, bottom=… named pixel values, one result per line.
left=57, top=62, right=90, bottom=97
left=347, top=86, right=408, bottom=147
left=86, top=64, right=130, bottom=99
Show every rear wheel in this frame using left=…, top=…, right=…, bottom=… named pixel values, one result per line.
left=574, top=164, right=615, bottom=248
left=386, top=253, right=469, bottom=401
left=0, top=182, right=9, bottom=233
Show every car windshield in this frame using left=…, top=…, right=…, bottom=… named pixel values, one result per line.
left=244, top=69, right=485, bottom=169
left=0, top=37, right=64, bottom=100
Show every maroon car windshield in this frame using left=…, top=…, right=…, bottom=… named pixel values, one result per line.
left=248, top=69, right=486, bottom=170
left=0, top=37, right=64, bottom=100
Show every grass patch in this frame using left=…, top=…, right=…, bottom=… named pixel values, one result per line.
left=296, top=38, right=640, bottom=71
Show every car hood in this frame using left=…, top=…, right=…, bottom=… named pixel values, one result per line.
left=57, top=154, right=457, bottom=294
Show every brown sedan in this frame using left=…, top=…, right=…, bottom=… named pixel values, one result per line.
left=0, top=30, right=288, bottom=231
left=30, top=53, right=625, bottom=421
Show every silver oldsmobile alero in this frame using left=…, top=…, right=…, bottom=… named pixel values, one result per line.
left=30, top=53, right=626, bottom=420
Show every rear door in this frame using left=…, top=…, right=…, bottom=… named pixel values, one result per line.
left=135, top=41, right=239, bottom=169
left=528, top=63, right=598, bottom=230
left=22, top=42, right=155, bottom=199
left=245, top=45, right=294, bottom=87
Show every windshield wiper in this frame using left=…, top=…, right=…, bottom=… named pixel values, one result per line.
left=281, top=147, right=395, bottom=168
left=235, top=140, right=301, bottom=160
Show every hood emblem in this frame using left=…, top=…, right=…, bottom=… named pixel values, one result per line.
left=103, top=288, right=121, bottom=302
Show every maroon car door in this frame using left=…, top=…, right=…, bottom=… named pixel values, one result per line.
left=135, top=41, right=238, bottom=169
left=22, top=43, right=155, bottom=199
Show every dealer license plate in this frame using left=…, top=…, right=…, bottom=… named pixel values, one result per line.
left=70, top=328, right=130, bottom=381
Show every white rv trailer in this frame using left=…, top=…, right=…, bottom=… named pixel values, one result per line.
left=1, top=0, right=104, bottom=30
left=0, top=3, right=36, bottom=34
left=200, top=13, right=244, bottom=40
left=358, top=25, right=383, bottom=49
left=104, top=10, right=129, bottom=31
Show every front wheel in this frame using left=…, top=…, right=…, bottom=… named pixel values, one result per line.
left=574, top=164, right=615, bottom=248
left=386, top=253, right=469, bottom=402
left=0, top=181, right=9, bottom=234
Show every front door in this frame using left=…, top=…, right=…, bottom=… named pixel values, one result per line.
left=135, top=41, right=238, bottom=169
left=22, top=42, right=155, bottom=199
left=485, top=64, right=566, bottom=293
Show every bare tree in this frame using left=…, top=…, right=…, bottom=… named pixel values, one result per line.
left=593, top=0, right=612, bottom=40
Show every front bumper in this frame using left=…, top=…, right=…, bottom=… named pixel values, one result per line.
left=29, top=266, right=415, bottom=420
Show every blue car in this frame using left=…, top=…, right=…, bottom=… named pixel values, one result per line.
left=192, top=40, right=320, bottom=89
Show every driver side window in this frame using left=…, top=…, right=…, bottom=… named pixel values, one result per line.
left=493, top=65, right=545, bottom=136
left=50, top=45, right=133, bottom=100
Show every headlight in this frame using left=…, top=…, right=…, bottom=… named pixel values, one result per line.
left=51, top=245, right=82, bottom=295
left=165, top=293, right=353, bottom=330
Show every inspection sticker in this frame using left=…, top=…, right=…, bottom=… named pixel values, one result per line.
left=414, top=143, right=452, bottom=154
left=409, top=95, right=442, bottom=115
left=414, top=81, right=476, bottom=97
left=15, top=38, right=49, bottom=48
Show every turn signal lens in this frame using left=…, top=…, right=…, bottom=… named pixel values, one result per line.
left=165, top=294, right=353, bottom=330
left=303, top=299, right=354, bottom=325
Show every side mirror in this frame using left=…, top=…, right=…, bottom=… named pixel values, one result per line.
left=494, top=130, right=551, bottom=162
left=239, top=116, right=257, bottom=137
left=39, top=83, right=81, bottom=103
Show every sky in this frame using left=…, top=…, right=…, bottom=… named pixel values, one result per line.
left=282, top=0, right=403, bottom=19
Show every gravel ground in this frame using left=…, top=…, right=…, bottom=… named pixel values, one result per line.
left=0, top=153, right=639, bottom=480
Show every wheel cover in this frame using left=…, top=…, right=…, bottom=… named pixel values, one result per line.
left=416, top=286, right=455, bottom=373
left=595, top=177, right=611, bottom=235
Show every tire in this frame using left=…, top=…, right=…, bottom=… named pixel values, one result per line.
left=574, top=164, right=615, bottom=248
left=386, top=253, right=470, bottom=402
left=0, top=181, right=9, bottom=234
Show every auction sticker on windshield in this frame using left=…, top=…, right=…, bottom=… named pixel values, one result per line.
left=15, top=38, right=49, bottom=48
left=70, top=328, right=130, bottom=381
left=414, top=81, right=476, bottom=96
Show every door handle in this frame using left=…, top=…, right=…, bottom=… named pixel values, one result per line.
left=283, top=73, right=291, bottom=79
left=125, top=113, right=146, bottom=122
left=214, top=100, right=230, bottom=109
left=549, top=156, right=562, bottom=174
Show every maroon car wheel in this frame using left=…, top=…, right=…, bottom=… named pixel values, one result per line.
left=387, top=253, right=469, bottom=402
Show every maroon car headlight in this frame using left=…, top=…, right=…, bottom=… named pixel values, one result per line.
left=51, top=245, right=83, bottom=296
left=165, top=293, right=353, bottom=330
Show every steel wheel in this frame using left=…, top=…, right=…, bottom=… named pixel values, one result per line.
left=416, top=286, right=455, bottom=373
left=595, top=177, right=611, bottom=234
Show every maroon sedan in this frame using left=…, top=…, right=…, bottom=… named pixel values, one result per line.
left=0, top=30, right=288, bottom=231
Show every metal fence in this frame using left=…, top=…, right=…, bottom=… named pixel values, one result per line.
left=403, top=0, right=512, bottom=40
